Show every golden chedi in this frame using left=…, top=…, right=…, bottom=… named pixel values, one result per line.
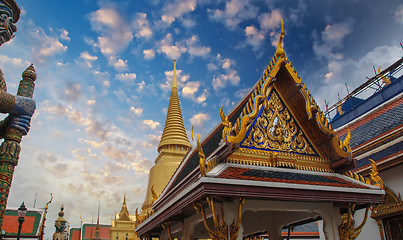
left=141, top=60, right=191, bottom=215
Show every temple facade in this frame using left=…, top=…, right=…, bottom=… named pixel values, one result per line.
left=133, top=20, right=389, bottom=240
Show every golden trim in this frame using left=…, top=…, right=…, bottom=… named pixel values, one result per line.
left=162, top=222, right=180, bottom=240
left=194, top=197, right=244, bottom=240
left=371, top=186, right=403, bottom=219
left=197, top=135, right=206, bottom=177
left=369, top=159, right=384, bottom=189
left=227, top=147, right=333, bottom=172
left=345, top=159, right=385, bottom=188
left=338, top=203, right=369, bottom=240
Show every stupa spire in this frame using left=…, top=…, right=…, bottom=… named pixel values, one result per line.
left=118, top=193, right=130, bottom=221
left=157, top=60, right=191, bottom=152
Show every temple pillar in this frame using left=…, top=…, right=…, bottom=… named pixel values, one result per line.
left=316, top=203, right=341, bottom=240
left=182, top=216, right=197, bottom=239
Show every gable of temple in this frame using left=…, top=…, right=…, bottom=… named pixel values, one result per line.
left=147, top=19, right=366, bottom=212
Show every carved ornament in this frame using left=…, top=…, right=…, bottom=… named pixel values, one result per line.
left=197, top=135, right=206, bottom=177
left=338, top=203, right=369, bottom=240
left=194, top=197, right=244, bottom=240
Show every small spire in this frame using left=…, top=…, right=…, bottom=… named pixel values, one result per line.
left=118, top=194, right=130, bottom=221
left=173, top=59, right=177, bottom=89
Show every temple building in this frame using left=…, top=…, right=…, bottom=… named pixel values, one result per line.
left=110, top=195, right=137, bottom=240
left=69, top=205, right=111, bottom=240
left=1, top=207, right=46, bottom=240
left=331, top=57, right=403, bottom=240
left=133, top=20, right=389, bottom=240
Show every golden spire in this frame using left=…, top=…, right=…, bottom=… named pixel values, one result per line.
left=118, top=194, right=130, bottom=221
left=157, top=60, right=191, bottom=152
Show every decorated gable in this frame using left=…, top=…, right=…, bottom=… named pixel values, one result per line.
left=220, top=19, right=353, bottom=173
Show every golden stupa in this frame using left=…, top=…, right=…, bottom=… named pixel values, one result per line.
left=141, top=60, right=191, bottom=214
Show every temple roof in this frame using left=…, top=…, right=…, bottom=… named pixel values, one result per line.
left=157, top=60, right=191, bottom=152
left=69, top=228, right=81, bottom=240
left=2, top=208, right=45, bottom=237
left=118, top=194, right=130, bottom=221
left=81, top=223, right=110, bottom=240
left=135, top=21, right=385, bottom=236
left=335, top=78, right=403, bottom=174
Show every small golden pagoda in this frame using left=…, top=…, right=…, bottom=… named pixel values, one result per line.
left=140, top=60, right=191, bottom=215
left=110, top=195, right=137, bottom=240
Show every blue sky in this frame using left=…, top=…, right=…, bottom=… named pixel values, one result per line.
left=1, top=0, right=402, bottom=238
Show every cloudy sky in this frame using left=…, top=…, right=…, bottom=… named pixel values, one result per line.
left=1, top=0, right=402, bottom=238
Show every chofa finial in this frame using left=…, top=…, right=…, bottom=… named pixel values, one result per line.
left=275, top=18, right=285, bottom=59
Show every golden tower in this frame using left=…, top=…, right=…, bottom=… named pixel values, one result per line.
left=141, top=60, right=191, bottom=214
left=110, top=195, right=136, bottom=240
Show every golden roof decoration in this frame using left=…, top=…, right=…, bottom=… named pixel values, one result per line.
left=118, top=194, right=130, bottom=221
left=345, top=159, right=384, bottom=189
left=219, top=18, right=353, bottom=172
left=157, top=60, right=191, bottom=152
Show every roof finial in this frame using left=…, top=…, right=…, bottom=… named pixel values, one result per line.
left=275, top=18, right=285, bottom=59
left=173, top=59, right=177, bottom=89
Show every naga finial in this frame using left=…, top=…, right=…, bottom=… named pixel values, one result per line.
left=274, top=18, right=285, bottom=59
left=197, top=134, right=206, bottom=177
left=369, top=159, right=384, bottom=189
left=151, top=184, right=158, bottom=202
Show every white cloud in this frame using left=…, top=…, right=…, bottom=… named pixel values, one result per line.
left=133, top=13, right=153, bottom=39
left=208, top=0, right=258, bottom=30
left=62, top=83, right=82, bottom=102
left=143, top=49, right=155, bottom=60
left=209, top=54, right=240, bottom=91
left=190, top=113, right=211, bottom=128
left=137, top=81, right=145, bottom=91
left=313, top=20, right=353, bottom=60
left=109, top=57, right=128, bottom=71
left=245, top=25, right=265, bottom=51
left=89, top=8, right=133, bottom=66
left=140, top=134, right=161, bottom=149
left=129, top=106, right=143, bottom=116
left=212, top=70, right=240, bottom=91
left=60, top=29, right=70, bottom=41
left=115, top=73, right=137, bottom=84
left=314, top=45, right=402, bottom=108
left=182, top=18, right=196, bottom=28
left=161, top=68, right=190, bottom=91
left=244, top=9, right=282, bottom=51
left=395, top=5, right=403, bottom=24
left=27, top=25, right=69, bottom=63
left=0, top=55, right=30, bottom=68
left=289, top=0, right=307, bottom=27
left=79, top=51, right=98, bottom=68
left=161, top=0, right=197, bottom=24
left=185, top=35, right=211, bottom=57
left=181, top=81, right=207, bottom=104
left=141, top=119, right=160, bottom=130
left=158, top=33, right=187, bottom=59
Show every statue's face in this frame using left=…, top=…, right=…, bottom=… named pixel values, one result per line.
left=0, top=1, right=17, bottom=46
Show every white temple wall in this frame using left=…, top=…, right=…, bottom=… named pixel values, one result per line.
left=356, top=165, right=403, bottom=240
